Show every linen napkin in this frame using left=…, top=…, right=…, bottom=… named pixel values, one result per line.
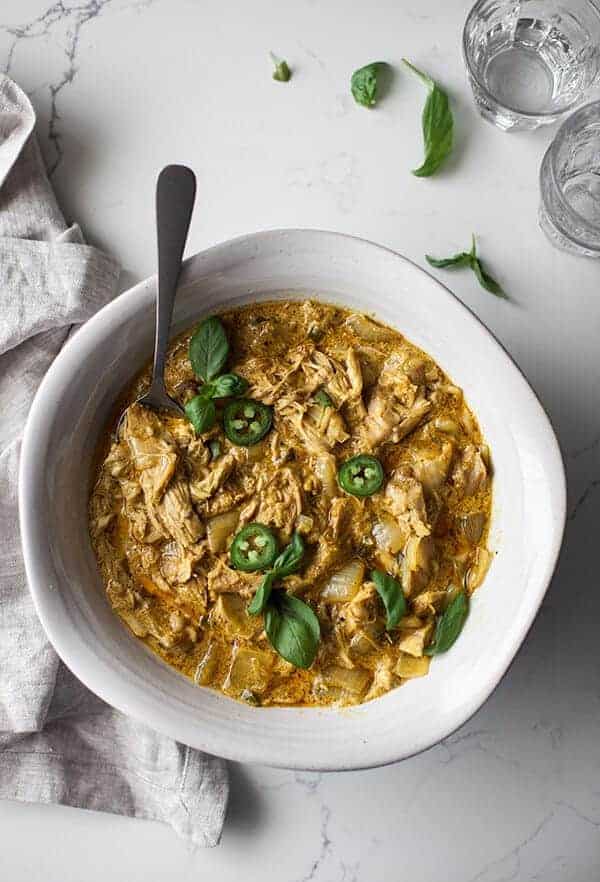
left=0, top=75, right=228, bottom=847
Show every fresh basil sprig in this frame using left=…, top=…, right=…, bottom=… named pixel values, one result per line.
left=402, top=58, right=453, bottom=177
left=270, top=52, right=291, bottom=82
left=264, top=590, right=321, bottom=669
left=425, top=590, right=469, bottom=655
left=426, top=234, right=506, bottom=298
left=248, top=532, right=304, bottom=615
left=186, top=318, right=248, bottom=434
left=351, top=62, right=388, bottom=108
left=371, top=570, right=406, bottom=630
left=247, top=532, right=318, bottom=668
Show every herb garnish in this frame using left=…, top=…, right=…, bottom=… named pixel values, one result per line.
left=186, top=317, right=248, bottom=434
left=264, top=591, right=321, bottom=670
left=402, top=58, right=453, bottom=177
left=248, top=532, right=319, bottom=669
left=425, top=590, right=469, bottom=655
left=351, top=62, right=388, bottom=108
left=248, top=532, right=305, bottom=615
left=270, top=52, right=291, bottom=82
left=371, top=570, right=406, bottom=631
left=426, top=234, right=506, bottom=298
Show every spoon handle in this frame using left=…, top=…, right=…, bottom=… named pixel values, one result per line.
left=151, top=165, right=197, bottom=393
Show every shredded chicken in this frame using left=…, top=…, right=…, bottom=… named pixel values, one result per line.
left=90, top=299, right=492, bottom=708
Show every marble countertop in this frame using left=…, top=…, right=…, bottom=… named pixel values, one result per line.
left=1, top=1, right=599, bottom=879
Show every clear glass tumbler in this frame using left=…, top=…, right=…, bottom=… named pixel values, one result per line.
left=539, top=100, right=600, bottom=255
left=463, top=0, right=600, bottom=131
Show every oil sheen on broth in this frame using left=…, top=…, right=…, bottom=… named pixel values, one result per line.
left=89, top=300, right=493, bottom=707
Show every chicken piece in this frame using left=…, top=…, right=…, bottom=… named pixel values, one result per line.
left=337, top=583, right=378, bottom=638
left=365, top=356, right=432, bottom=446
left=401, top=535, right=437, bottom=597
left=152, top=477, right=204, bottom=548
left=452, top=444, right=488, bottom=497
left=279, top=399, right=349, bottom=455
left=300, top=350, right=353, bottom=405
left=123, top=404, right=178, bottom=501
left=206, top=559, right=259, bottom=599
left=245, top=345, right=309, bottom=404
left=385, top=471, right=430, bottom=538
left=365, top=655, right=395, bottom=701
left=253, top=467, right=304, bottom=539
left=160, top=541, right=203, bottom=584
left=411, top=441, right=454, bottom=494
left=189, top=452, right=237, bottom=503
left=344, top=312, right=392, bottom=342
left=328, top=496, right=359, bottom=541
left=412, top=590, right=448, bottom=617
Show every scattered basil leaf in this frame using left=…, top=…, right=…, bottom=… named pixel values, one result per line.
left=209, top=372, right=248, bottom=399
left=425, top=251, right=472, bottom=269
left=248, top=572, right=276, bottom=616
left=426, top=234, right=507, bottom=298
left=402, top=58, right=453, bottom=177
left=425, top=590, right=469, bottom=655
left=351, top=61, right=387, bottom=107
left=371, top=570, right=406, bottom=631
left=272, top=531, right=305, bottom=577
left=184, top=395, right=216, bottom=434
left=189, top=317, right=229, bottom=382
left=264, top=591, right=321, bottom=669
left=208, top=439, right=221, bottom=460
left=270, top=52, right=291, bottom=82
left=314, top=388, right=333, bottom=408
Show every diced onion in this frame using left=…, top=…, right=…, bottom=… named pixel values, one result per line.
left=314, top=454, right=337, bottom=496
left=322, top=664, right=370, bottom=696
left=321, top=560, right=365, bottom=602
left=206, top=510, right=240, bottom=553
left=372, top=515, right=404, bottom=554
left=466, top=547, right=492, bottom=592
left=396, top=654, right=430, bottom=679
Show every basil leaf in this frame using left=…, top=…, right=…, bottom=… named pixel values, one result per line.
left=426, top=590, right=469, bottom=655
left=248, top=572, right=276, bottom=616
left=209, top=373, right=248, bottom=399
left=351, top=62, right=387, bottom=108
left=184, top=395, right=216, bottom=434
left=264, top=591, right=320, bottom=669
left=426, top=235, right=507, bottom=299
left=189, top=317, right=229, bottom=382
left=314, top=388, right=333, bottom=408
left=270, top=53, right=291, bottom=82
left=426, top=252, right=471, bottom=269
left=371, top=570, right=406, bottom=631
left=470, top=256, right=506, bottom=298
left=402, top=58, right=453, bottom=177
left=272, top=531, right=304, bottom=577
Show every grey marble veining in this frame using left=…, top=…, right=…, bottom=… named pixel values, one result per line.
left=1, top=1, right=599, bottom=879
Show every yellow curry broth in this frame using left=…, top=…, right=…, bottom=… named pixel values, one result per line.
left=89, top=300, right=492, bottom=706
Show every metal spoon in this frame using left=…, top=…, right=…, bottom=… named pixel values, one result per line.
left=117, top=164, right=197, bottom=435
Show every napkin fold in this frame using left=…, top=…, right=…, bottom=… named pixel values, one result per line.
left=0, top=75, right=228, bottom=847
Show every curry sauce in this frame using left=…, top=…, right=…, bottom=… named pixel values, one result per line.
left=89, top=300, right=492, bottom=706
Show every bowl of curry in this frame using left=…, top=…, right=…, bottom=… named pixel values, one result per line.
left=19, top=230, right=566, bottom=768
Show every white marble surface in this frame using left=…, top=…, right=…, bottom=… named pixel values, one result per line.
left=1, top=1, right=599, bottom=879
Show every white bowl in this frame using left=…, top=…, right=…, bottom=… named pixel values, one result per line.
left=19, top=230, right=566, bottom=770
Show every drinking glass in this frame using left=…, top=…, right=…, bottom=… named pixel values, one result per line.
left=463, top=0, right=600, bottom=131
left=539, top=100, right=600, bottom=255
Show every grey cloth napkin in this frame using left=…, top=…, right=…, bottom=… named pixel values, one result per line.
left=0, top=75, right=228, bottom=847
